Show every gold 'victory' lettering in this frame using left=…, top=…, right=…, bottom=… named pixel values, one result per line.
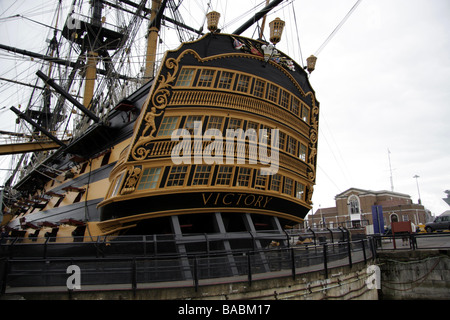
left=201, top=192, right=272, bottom=208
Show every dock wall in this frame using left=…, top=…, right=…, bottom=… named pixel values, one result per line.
left=3, top=261, right=377, bottom=300
left=378, top=249, right=450, bottom=300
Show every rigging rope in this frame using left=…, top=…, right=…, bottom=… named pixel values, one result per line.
left=314, top=0, right=363, bottom=56
left=290, top=0, right=304, bottom=68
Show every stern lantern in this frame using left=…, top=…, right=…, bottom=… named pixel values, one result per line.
left=206, top=11, right=221, bottom=33
left=306, top=55, right=317, bottom=73
left=269, top=17, right=285, bottom=44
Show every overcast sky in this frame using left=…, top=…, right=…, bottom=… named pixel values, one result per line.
left=0, top=0, right=449, bottom=217
left=291, top=0, right=450, bottom=216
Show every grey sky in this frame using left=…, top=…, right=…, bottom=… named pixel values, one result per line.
left=0, top=0, right=449, bottom=217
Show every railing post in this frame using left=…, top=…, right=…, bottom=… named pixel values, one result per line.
left=411, top=233, right=416, bottom=250
left=361, top=239, right=367, bottom=264
left=8, top=238, right=17, bottom=259
left=43, top=236, right=50, bottom=259
left=308, top=227, right=316, bottom=245
left=193, top=256, right=199, bottom=292
left=95, top=237, right=101, bottom=258
left=284, top=229, right=291, bottom=248
left=370, top=236, right=377, bottom=259
left=248, top=231, right=255, bottom=251
left=290, top=248, right=295, bottom=280
left=1, top=259, right=9, bottom=295
left=143, top=235, right=147, bottom=256
left=326, top=227, right=334, bottom=243
left=347, top=240, right=352, bottom=269
left=323, top=243, right=328, bottom=279
left=132, top=258, right=137, bottom=294
left=247, top=251, right=252, bottom=286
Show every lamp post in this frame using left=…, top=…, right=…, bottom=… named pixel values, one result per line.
left=413, top=175, right=421, bottom=205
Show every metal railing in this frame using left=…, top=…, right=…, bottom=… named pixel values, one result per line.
left=0, top=231, right=375, bottom=294
left=371, top=231, right=450, bottom=251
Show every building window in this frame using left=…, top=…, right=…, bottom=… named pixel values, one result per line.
left=216, top=166, right=233, bottom=185
left=217, top=71, right=234, bottom=89
left=157, top=116, right=179, bottom=136
left=137, top=167, right=161, bottom=190
left=253, top=79, right=266, bottom=98
left=348, top=195, right=361, bottom=214
left=166, top=166, right=188, bottom=187
left=236, top=74, right=250, bottom=93
left=236, top=167, right=252, bottom=187
left=197, top=69, right=216, bottom=87
left=192, top=165, right=212, bottom=186
left=283, top=177, right=293, bottom=196
left=175, top=68, right=196, bottom=87
left=207, top=116, right=224, bottom=131
left=185, top=115, right=202, bottom=135
left=295, top=182, right=305, bottom=200
left=270, top=174, right=282, bottom=192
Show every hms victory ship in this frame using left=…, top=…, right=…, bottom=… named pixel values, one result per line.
left=0, top=0, right=320, bottom=287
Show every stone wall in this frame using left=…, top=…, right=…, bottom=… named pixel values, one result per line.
left=3, top=261, right=378, bottom=300
left=378, top=249, right=450, bottom=300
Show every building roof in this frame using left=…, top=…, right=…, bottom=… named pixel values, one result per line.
left=335, top=187, right=411, bottom=200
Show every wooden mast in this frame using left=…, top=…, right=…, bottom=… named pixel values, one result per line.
left=82, top=0, right=102, bottom=109
left=83, top=52, right=98, bottom=109
left=143, top=0, right=163, bottom=80
left=259, top=0, right=270, bottom=39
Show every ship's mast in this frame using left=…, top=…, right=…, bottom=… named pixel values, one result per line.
left=259, top=0, right=270, bottom=39
left=82, top=0, right=102, bottom=109
left=144, top=0, right=164, bottom=80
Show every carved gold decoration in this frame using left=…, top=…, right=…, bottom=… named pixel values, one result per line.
left=131, top=57, right=179, bottom=161
left=305, top=91, right=319, bottom=185
left=120, top=166, right=142, bottom=195
left=305, top=183, right=314, bottom=205
left=128, top=37, right=317, bottom=163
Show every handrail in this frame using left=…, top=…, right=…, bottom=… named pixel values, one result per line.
left=0, top=237, right=376, bottom=295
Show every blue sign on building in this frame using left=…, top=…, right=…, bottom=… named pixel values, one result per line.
left=371, top=205, right=384, bottom=234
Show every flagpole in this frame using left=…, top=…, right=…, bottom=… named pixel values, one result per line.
left=388, top=148, right=394, bottom=191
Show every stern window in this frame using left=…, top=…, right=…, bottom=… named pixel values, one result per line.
left=175, top=68, right=196, bottom=87
left=137, top=167, right=162, bottom=190
left=166, top=166, right=188, bottom=187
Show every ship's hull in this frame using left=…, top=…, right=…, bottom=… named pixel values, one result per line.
left=2, top=33, right=319, bottom=259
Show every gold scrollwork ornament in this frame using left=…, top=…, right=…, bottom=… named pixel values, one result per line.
left=131, top=58, right=180, bottom=161
left=120, top=166, right=142, bottom=195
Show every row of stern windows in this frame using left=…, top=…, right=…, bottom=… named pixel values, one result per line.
left=156, top=114, right=309, bottom=161
left=174, top=67, right=311, bottom=123
left=112, top=164, right=307, bottom=202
